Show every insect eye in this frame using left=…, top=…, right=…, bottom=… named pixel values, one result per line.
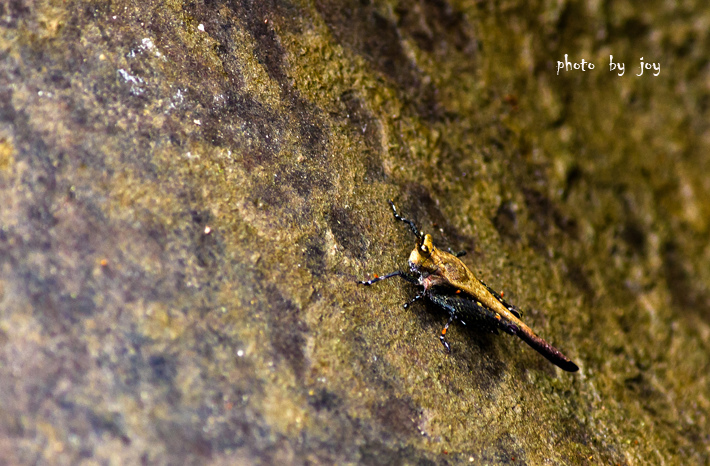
left=421, top=244, right=429, bottom=253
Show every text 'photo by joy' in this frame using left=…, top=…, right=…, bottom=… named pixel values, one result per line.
left=557, top=54, right=661, bottom=76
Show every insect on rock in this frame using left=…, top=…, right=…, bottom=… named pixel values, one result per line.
left=358, top=201, right=579, bottom=372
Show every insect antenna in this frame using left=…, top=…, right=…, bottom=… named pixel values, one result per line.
left=388, top=200, right=423, bottom=243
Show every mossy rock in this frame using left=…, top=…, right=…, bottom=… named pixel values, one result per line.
left=1, top=0, right=708, bottom=463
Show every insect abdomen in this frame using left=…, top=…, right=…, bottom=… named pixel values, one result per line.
left=427, top=291, right=517, bottom=335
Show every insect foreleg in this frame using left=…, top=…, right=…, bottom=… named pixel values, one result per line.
left=403, top=294, right=424, bottom=309
left=357, top=270, right=418, bottom=286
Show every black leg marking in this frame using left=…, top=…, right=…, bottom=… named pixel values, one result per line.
left=388, top=200, right=422, bottom=240
left=439, top=316, right=453, bottom=353
left=448, top=248, right=466, bottom=258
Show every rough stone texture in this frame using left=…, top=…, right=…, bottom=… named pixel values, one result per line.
left=1, top=0, right=709, bottom=464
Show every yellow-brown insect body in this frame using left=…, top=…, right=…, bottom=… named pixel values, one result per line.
left=409, top=235, right=498, bottom=308
left=358, top=201, right=579, bottom=372
left=410, top=234, right=519, bottom=320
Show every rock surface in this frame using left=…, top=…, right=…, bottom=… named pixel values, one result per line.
left=1, top=0, right=709, bottom=464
